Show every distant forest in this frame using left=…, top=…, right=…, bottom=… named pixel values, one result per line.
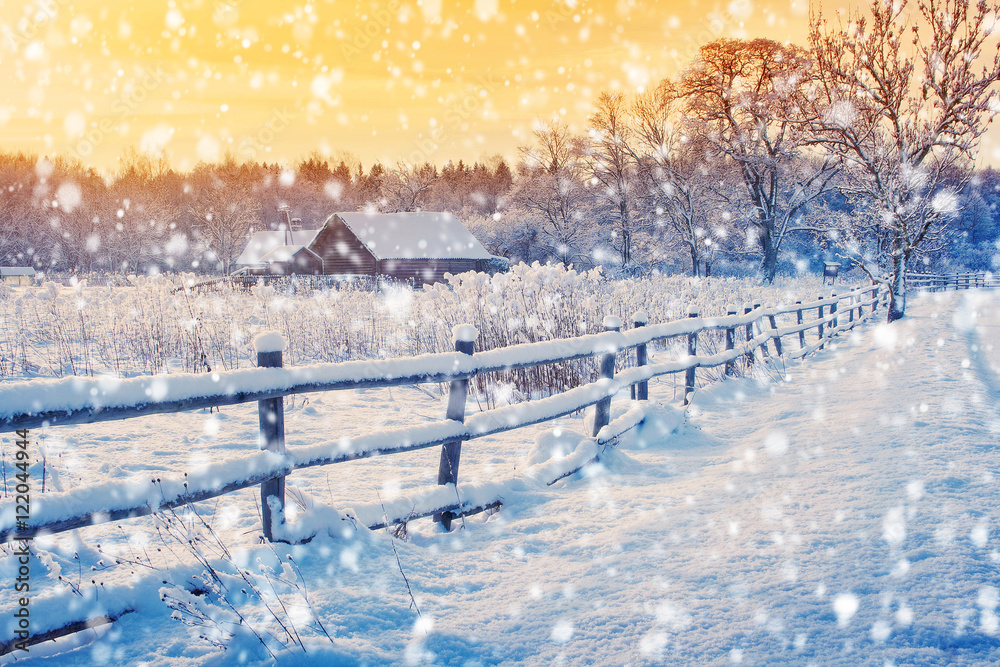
left=2, top=28, right=1000, bottom=283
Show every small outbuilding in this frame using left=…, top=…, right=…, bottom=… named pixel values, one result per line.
left=0, top=267, right=35, bottom=285
left=236, top=211, right=505, bottom=284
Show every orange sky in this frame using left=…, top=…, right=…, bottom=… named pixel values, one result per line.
left=1, top=0, right=997, bottom=174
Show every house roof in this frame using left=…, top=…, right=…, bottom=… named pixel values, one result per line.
left=0, top=267, right=35, bottom=276
left=333, top=212, right=492, bottom=261
left=236, top=230, right=322, bottom=266
left=258, top=245, right=309, bottom=263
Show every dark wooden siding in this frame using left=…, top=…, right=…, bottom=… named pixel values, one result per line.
left=380, top=259, right=478, bottom=284
left=310, top=217, right=377, bottom=274
left=269, top=250, right=324, bottom=275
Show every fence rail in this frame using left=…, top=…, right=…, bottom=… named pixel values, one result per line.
left=907, top=271, right=999, bottom=290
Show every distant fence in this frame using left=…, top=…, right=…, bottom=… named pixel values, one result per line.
left=174, top=273, right=417, bottom=294
left=908, top=271, right=999, bottom=291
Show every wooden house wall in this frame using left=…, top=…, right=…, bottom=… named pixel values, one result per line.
left=379, top=258, right=479, bottom=284
left=268, top=251, right=324, bottom=276
left=310, top=218, right=377, bottom=274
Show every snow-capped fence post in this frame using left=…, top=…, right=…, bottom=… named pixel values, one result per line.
left=632, top=312, right=648, bottom=401
left=795, top=301, right=805, bottom=349
left=743, top=305, right=755, bottom=370
left=684, top=308, right=698, bottom=406
left=816, top=296, right=825, bottom=349
left=848, top=295, right=855, bottom=324
left=830, top=293, right=839, bottom=332
left=255, top=332, right=287, bottom=542
left=435, top=324, right=477, bottom=530
left=767, top=309, right=782, bottom=356
left=724, top=307, right=737, bottom=377
left=593, top=317, right=620, bottom=436
left=752, top=302, right=765, bottom=358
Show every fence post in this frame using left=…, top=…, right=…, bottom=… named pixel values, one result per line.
left=744, top=304, right=755, bottom=370
left=256, top=333, right=286, bottom=542
left=593, top=316, right=620, bottom=437
left=724, top=306, right=737, bottom=377
left=796, top=301, right=805, bottom=349
left=848, top=294, right=855, bottom=324
left=633, top=311, right=648, bottom=401
left=684, top=308, right=698, bottom=406
left=767, top=307, right=782, bottom=356
left=816, top=296, right=825, bottom=348
left=830, top=293, right=839, bottom=333
left=435, top=325, right=477, bottom=530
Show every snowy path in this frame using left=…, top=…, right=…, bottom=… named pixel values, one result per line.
left=5, top=290, right=1000, bottom=665
left=379, top=290, right=1000, bottom=666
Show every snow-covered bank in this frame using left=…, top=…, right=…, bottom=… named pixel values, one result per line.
left=2, top=290, right=999, bottom=665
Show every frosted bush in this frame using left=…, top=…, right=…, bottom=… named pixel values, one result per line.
left=0, top=265, right=863, bottom=397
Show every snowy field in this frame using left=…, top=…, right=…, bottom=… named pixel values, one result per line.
left=3, top=287, right=1000, bottom=665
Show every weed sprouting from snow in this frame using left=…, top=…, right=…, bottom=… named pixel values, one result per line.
left=378, top=490, right=423, bottom=619
left=152, top=503, right=337, bottom=657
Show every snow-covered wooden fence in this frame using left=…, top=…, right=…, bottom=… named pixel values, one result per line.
left=0, top=284, right=889, bottom=546
left=907, top=271, right=999, bottom=291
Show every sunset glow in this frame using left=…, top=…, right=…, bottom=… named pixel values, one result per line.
left=0, top=0, right=822, bottom=173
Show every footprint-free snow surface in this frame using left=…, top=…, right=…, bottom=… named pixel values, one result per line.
left=3, top=290, right=1000, bottom=665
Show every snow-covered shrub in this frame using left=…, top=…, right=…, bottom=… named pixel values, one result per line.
left=0, top=266, right=862, bottom=398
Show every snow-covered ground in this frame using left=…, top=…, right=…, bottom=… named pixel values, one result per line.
left=3, top=288, right=1000, bottom=665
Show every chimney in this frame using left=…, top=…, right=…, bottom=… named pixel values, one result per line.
left=291, top=217, right=302, bottom=232
left=281, top=208, right=292, bottom=245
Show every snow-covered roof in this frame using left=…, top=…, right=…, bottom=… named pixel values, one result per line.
left=236, top=230, right=321, bottom=266
left=0, top=267, right=35, bottom=276
left=258, top=245, right=308, bottom=263
left=334, top=212, right=492, bottom=260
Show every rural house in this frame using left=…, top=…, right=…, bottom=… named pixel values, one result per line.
left=0, top=267, right=35, bottom=285
left=236, top=211, right=505, bottom=284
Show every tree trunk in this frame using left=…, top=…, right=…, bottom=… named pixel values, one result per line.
left=690, top=245, right=700, bottom=277
left=887, top=240, right=906, bottom=323
left=757, top=227, right=779, bottom=284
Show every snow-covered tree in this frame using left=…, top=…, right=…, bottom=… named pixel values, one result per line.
left=381, top=162, right=439, bottom=212
left=630, top=83, right=723, bottom=277
left=189, top=156, right=262, bottom=275
left=587, top=91, right=642, bottom=270
left=810, top=0, right=1000, bottom=321
left=678, top=38, right=839, bottom=283
left=511, top=121, right=596, bottom=265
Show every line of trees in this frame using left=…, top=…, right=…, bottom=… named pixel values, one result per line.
left=1, top=0, right=998, bottom=318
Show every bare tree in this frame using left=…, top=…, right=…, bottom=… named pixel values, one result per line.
left=630, top=83, right=725, bottom=276
left=679, top=38, right=839, bottom=283
left=189, top=157, right=262, bottom=274
left=106, top=149, right=182, bottom=273
left=810, top=0, right=1000, bottom=320
left=587, top=91, right=642, bottom=270
left=381, top=162, right=439, bottom=212
left=511, top=121, right=595, bottom=265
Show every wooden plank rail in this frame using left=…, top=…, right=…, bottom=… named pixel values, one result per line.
left=907, top=271, right=998, bottom=291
